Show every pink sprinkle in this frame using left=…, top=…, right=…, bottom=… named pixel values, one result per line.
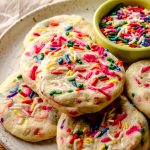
left=95, top=70, right=100, bottom=75
left=34, top=43, right=45, bottom=54
left=91, top=78, right=99, bottom=86
left=84, top=54, right=98, bottom=63
left=98, top=47, right=104, bottom=55
left=74, top=40, right=85, bottom=47
left=135, top=78, right=141, bottom=84
left=88, top=86, right=97, bottom=91
left=33, top=32, right=40, bottom=36
left=101, top=137, right=111, bottom=143
left=30, top=66, right=38, bottom=80
left=126, top=125, right=140, bottom=135
left=50, top=36, right=67, bottom=47
left=141, top=66, right=150, bottom=73
left=85, top=72, right=93, bottom=80
left=100, top=83, right=114, bottom=91
left=91, top=44, right=101, bottom=52
left=25, top=52, right=31, bottom=56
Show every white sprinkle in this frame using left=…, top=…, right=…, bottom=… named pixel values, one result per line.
left=31, top=103, right=42, bottom=117
left=73, top=139, right=80, bottom=150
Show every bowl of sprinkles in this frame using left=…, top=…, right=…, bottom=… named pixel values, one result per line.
left=93, top=0, right=150, bottom=63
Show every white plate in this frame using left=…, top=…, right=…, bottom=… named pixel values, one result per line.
left=0, top=0, right=105, bottom=149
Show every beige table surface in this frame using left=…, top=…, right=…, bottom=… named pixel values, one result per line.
left=0, top=0, right=62, bottom=149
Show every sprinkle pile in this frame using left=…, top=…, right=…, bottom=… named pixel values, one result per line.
left=100, top=3, right=150, bottom=48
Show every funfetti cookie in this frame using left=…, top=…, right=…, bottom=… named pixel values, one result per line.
left=35, top=34, right=125, bottom=117
left=57, top=95, right=149, bottom=150
left=0, top=73, right=59, bottom=142
left=126, top=60, right=150, bottom=118
left=23, top=15, right=96, bottom=48
left=21, top=23, right=95, bottom=92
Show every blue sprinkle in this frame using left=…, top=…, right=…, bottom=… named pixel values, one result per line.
left=98, top=127, right=109, bottom=137
left=58, top=58, right=64, bottom=65
left=110, top=37, right=118, bottom=41
left=29, top=91, right=35, bottom=98
left=117, top=27, right=121, bottom=32
left=72, top=81, right=77, bottom=87
left=115, top=66, right=121, bottom=71
left=50, top=47, right=57, bottom=50
left=65, top=54, right=71, bottom=63
left=65, top=26, right=73, bottom=31
left=33, top=56, right=41, bottom=63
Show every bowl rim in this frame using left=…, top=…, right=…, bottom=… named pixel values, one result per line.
left=93, top=0, right=150, bottom=52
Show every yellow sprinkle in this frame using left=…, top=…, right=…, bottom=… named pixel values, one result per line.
left=84, top=138, right=94, bottom=144
left=23, top=119, right=28, bottom=126
left=29, top=37, right=35, bottom=42
left=99, top=144, right=106, bottom=150
left=124, top=122, right=129, bottom=129
left=45, top=62, right=57, bottom=69
left=12, top=79, right=17, bottom=82
left=37, top=28, right=48, bottom=33
left=69, top=47, right=74, bottom=51
left=113, top=140, right=117, bottom=144
left=13, top=110, right=23, bottom=117
left=51, top=53, right=63, bottom=58
left=30, top=102, right=36, bottom=111
left=18, top=94, right=26, bottom=100
left=83, top=127, right=88, bottom=133
left=70, top=56, right=75, bottom=63
left=107, top=79, right=118, bottom=84
left=66, top=70, right=74, bottom=76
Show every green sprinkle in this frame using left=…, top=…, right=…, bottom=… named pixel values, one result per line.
left=98, top=75, right=106, bottom=79
left=118, top=37, right=128, bottom=43
left=140, top=128, right=145, bottom=134
left=141, top=139, right=144, bottom=146
left=86, top=44, right=91, bottom=50
left=107, top=57, right=114, bottom=63
left=76, top=130, right=83, bottom=135
left=68, top=78, right=75, bottom=82
left=67, top=89, right=73, bottom=93
left=100, top=23, right=107, bottom=28
left=39, top=53, right=44, bottom=60
left=108, top=64, right=116, bottom=70
left=18, top=89, right=22, bottom=92
left=67, top=41, right=74, bottom=47
left=105, top=145, right=109, bottom=150
left=17, top=75, right=22, bottom=79
left=66, top=31, right=69, bottom=36
left=76, top=59, right=82, bottom=64
left=77, top=84, right=83, bottom=88
left=131, top=93, right=135, bottom=97
left=49, top=90, right=62, bottom=96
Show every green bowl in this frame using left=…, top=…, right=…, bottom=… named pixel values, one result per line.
left=93, top=0, right=150, bottom=63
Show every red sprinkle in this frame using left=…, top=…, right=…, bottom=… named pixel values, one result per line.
left=126, top=125, right=140, bottom=135
left=30, top=66, right=38, bottom=80
left=22, top=99, right=33, bottom=104
left=135, top=78, right=141, bottom=84
left=33, top=32, right=40, bottom=36
left=114, top=131, right=120, bottom=138
left=101, top=137, right=111, bottom=143
left=85, top=72, right=93, bottom=80
left=91, top=78, right=99, bottom=86
left=111, top=113, right=127, bottom=126
left=51, top=70, right=63, bottom=74
left=69, top=134, right=79, bottom=144
left=141, top=66, right=150, bottom=73
left=75, top=68, right=86, bottom=72
left=49, top=21, right=59, bottom=26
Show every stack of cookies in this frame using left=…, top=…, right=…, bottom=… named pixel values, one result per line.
left=0, top=15, right=149, bottom=150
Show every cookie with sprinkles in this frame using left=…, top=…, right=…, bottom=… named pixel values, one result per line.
left=57, top=95, right=149, bottom=150
left=126, top=60, right=150, bottom=118
left=21, top=24, right=95, bottom=92
left=23, top=15, right=95, bottom=48
left=0, top=73, right=59, bottom=142
left=35, top=33, right=125, bottom=116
